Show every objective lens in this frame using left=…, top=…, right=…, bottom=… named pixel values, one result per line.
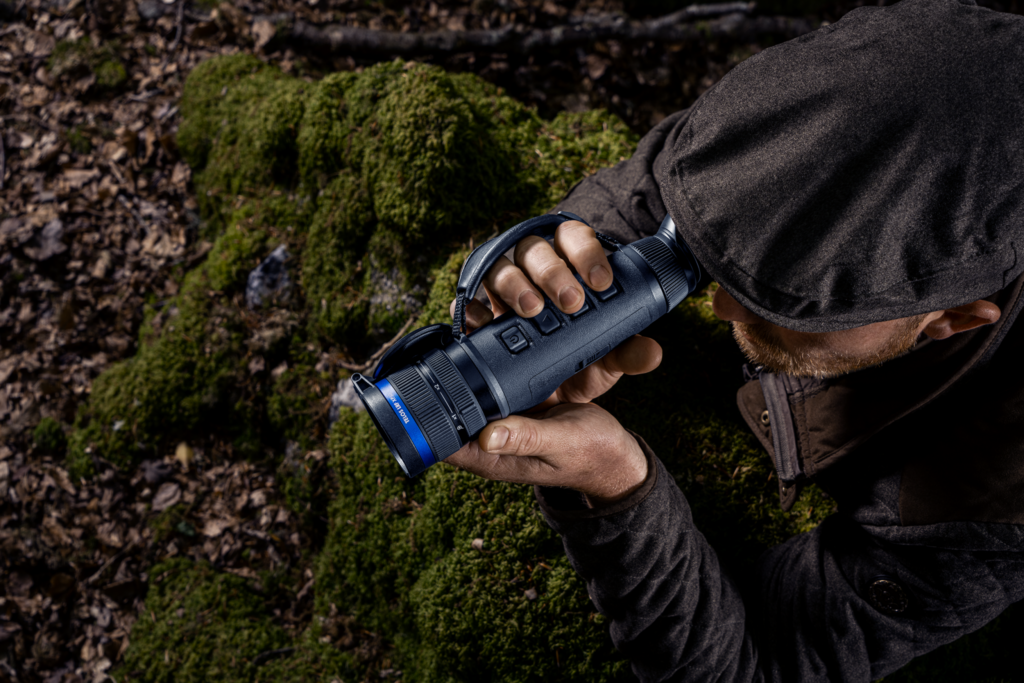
left=354, top=349, right=487, bottom=476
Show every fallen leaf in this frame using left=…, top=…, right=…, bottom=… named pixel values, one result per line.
left=151, top=482, right=181, bottom=512
left=252, top=19, right=276, bottom=52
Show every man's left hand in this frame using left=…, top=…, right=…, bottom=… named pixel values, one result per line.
left=445, top=403, right=647, bottom=505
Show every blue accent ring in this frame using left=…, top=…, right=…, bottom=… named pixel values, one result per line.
left=375, top=379, right=435, bottom=468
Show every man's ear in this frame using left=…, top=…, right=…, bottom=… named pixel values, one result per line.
left=921, top=300, right=1002, bottom=340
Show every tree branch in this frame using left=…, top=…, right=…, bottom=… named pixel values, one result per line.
left=254, top=3, right=815, bottom=59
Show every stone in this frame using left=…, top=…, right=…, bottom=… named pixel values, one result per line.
left=245, top=245, right=292, bottom=309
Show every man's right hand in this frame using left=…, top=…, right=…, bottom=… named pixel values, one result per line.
left=448, top=220, right=663, bottom=407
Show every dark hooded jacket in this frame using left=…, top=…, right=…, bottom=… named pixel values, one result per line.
left=535, top=0, right=1024, bottom=680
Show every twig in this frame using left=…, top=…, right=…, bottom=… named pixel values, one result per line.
left=338, top=315, right=417, bottom=374
left=252, top=647, right=295, bottom=666
left=257, top=3, right=814, bottom=58
left=169, top=0, right=186, bottom=52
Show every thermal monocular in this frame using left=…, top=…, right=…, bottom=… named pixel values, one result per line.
left=352, top=211, right=701, bottom=477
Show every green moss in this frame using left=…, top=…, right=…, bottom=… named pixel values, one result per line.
left=178, top=55, right=639, bottom=350
left=48, top=38, right=127, bottom=92
left=117, top=558, right=297, bottom=683
left=66, top=223, right=268, bottom=478
left=67, top=126, right=92, bottom=154
left=95, top=59, right=127, bottom=90
left=33, top=417, right=67, bottom=455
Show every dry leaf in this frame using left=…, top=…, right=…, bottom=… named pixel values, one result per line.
left=151, top=482, right=181, bottom=512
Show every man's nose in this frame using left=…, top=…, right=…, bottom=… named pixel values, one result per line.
left=711, top=286, right=763, bottom=325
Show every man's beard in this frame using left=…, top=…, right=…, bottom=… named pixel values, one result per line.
left=731, top=316, right=926, bottom=379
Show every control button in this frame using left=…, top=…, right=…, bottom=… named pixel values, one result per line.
left=532, top=307, right=561, bottom=335
left=570, top=298, right=590, bottom=318
left=595, top=280, right=619, bottom=301
left=500, top=326, right=529, bottom=353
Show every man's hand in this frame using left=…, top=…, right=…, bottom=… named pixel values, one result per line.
left=445, top=403, right=648, bottom=505
left=449, top=220, right=663, bottom=407
left=451, top=220, right=614, bottom=325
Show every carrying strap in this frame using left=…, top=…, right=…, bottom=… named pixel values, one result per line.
left=451, top=211, right=621, bottom=338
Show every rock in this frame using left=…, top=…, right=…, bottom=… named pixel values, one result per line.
left=329, top=378, right=365, bottom=424
left=470, top=538, right=484, bottom=551
left=245, top=245, right=292, bottom=309
left=23, top=219, right=66, bottom=261
left=523, top=587, right=538, bottom=601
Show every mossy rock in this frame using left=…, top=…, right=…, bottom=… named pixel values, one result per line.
left=177, top=54, right=637, bottom=349
left=68, top=55, right=637, bottom=476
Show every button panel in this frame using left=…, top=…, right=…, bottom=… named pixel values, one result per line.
left=500, top=326, right=529, bottom=353
left=532, top=307, right=561, bottom=335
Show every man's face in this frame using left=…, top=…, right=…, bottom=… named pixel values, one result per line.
left=711, top=287, right=932, bottom=379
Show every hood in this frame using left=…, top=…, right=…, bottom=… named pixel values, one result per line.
left=662, top=0, right=1024, bottom=332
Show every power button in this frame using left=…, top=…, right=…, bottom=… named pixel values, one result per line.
left=500, top=326, right=529, bottom=353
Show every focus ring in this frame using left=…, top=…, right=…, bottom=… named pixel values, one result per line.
left=389, top=365, right=461, bottom=463
left=424, top=349, right=487, bottom=437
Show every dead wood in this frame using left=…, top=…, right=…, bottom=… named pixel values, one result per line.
left=255, top=4, right=815, bottom=58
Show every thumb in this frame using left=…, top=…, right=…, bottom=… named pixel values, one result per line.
left=479, top=414, right=552, bottom=456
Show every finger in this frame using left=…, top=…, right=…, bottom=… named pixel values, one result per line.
left=483, top=255, right=545, bottom=318
left=601, top=335, right=663, bottom=376
left=514, top=235, right=585, bottom=314
left=448, top=297, right=494, bottom=332
left=552, top=220, right=613, bottom=291
left=444, top=441, right=560, bottom=487
left=543, top=336, right=662, bottom=407
left=477, top=405, right=588, bottom=457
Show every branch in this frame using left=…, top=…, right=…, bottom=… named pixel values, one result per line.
left=255, top=3, right=815, bottom=58
left=337, top=315, right=417, bottom=374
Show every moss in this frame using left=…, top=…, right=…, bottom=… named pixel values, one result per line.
left=177, top=55, right=306, bottom=230
left=95, top=59, right=127, bottom=90
left=33, top=417, right=67, bottom=455
left=117, top=558, right=296, bottom=683
left=67, top=126, right=92, bottom=154
left=48, top=38, right=127, bottom=92
left=265, top=335, right=334, bottom=450
left=178, top=54, right=639, bottom=350
left=66, top=222, right=268, bottom=478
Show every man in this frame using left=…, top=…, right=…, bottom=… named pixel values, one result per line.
left=447, top=0, right=1024, bottom=679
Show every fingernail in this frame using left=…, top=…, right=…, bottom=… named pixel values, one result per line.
left=486, top=426, right=509, bottom=452
left=589, top=265, right=611, bottom=289
left=519, top=290, right=542, bottom=314
left=558, top=286, right=581, bottom=310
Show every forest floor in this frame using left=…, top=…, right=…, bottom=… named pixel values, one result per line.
left=2, top=0, right=1018, bottom=681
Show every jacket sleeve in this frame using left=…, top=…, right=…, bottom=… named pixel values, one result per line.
left=552, top=109, right=692, bottom=244
left=537, top=436, right=1024, bottom=682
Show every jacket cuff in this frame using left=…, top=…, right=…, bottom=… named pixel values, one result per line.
left=533, top=430, right=660, bottom=521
